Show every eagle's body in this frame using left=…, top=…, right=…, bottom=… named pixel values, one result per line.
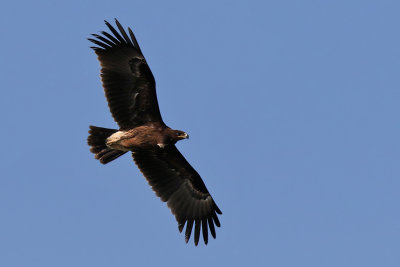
left=87, top=19, right=221, bottom=245
left=106, top=124, right=188, bottom=151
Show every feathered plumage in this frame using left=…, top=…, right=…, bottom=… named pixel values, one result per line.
left=87, top=19, right=222, bottom=245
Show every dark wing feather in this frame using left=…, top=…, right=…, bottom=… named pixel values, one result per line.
left=132, top=146, right=222, bottom=245
left=89, top=19, right=163, bottom=129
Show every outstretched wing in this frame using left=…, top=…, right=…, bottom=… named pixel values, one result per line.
left=88, top=19, right=163, bottom=129
left=132, top=146, right=222, bottom=245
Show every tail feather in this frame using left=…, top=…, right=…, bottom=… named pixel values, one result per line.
left=87, top=125, right=127, bottom=164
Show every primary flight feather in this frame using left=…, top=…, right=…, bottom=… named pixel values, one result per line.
left=87, top=19, right=222, bottom=245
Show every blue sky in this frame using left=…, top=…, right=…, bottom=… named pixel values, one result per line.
left=1, top=0, right=399, bottom=266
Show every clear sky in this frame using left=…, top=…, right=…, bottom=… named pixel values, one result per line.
left=1, top=0, right=399, bottom=266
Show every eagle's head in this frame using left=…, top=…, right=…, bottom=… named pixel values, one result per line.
left=174, top=130, right=189, bottom=141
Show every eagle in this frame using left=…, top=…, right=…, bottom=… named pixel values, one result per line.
left=87, top=19, right=222, bottom=245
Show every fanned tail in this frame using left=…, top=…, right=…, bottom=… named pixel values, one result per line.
left=87, top=126, right=127, bottom=164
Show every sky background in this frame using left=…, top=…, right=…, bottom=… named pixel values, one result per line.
left=1, top=0, right=399, bottom=266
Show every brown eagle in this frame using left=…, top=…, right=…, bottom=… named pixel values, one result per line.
left=87, top=19, right=222, bottom=245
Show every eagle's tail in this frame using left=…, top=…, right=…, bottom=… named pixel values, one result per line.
left=87, top=126, right=127, bottom=164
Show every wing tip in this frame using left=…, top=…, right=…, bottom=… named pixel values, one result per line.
left=88, top=19, right=140, bottom=52
left=178, top=222, right=185, bottom=233
left=179, top=216, right=218, bottom=245
left=214, top=202, right=222, bottom=215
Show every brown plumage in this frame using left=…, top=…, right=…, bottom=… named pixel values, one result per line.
left=87, top=19, right=222, bottom=245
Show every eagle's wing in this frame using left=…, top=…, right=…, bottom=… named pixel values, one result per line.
left=132, top=146, right=222, bottom=245
left=88, top=19, right=163, bottom=129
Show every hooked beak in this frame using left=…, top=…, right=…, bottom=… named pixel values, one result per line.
left=181, top=133, right=189, bottom=139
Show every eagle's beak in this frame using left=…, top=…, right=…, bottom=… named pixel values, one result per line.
left=181, top=133, right=189, bottom=139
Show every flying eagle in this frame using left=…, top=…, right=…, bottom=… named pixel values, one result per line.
left=87, top=19, right=222, bottom=245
